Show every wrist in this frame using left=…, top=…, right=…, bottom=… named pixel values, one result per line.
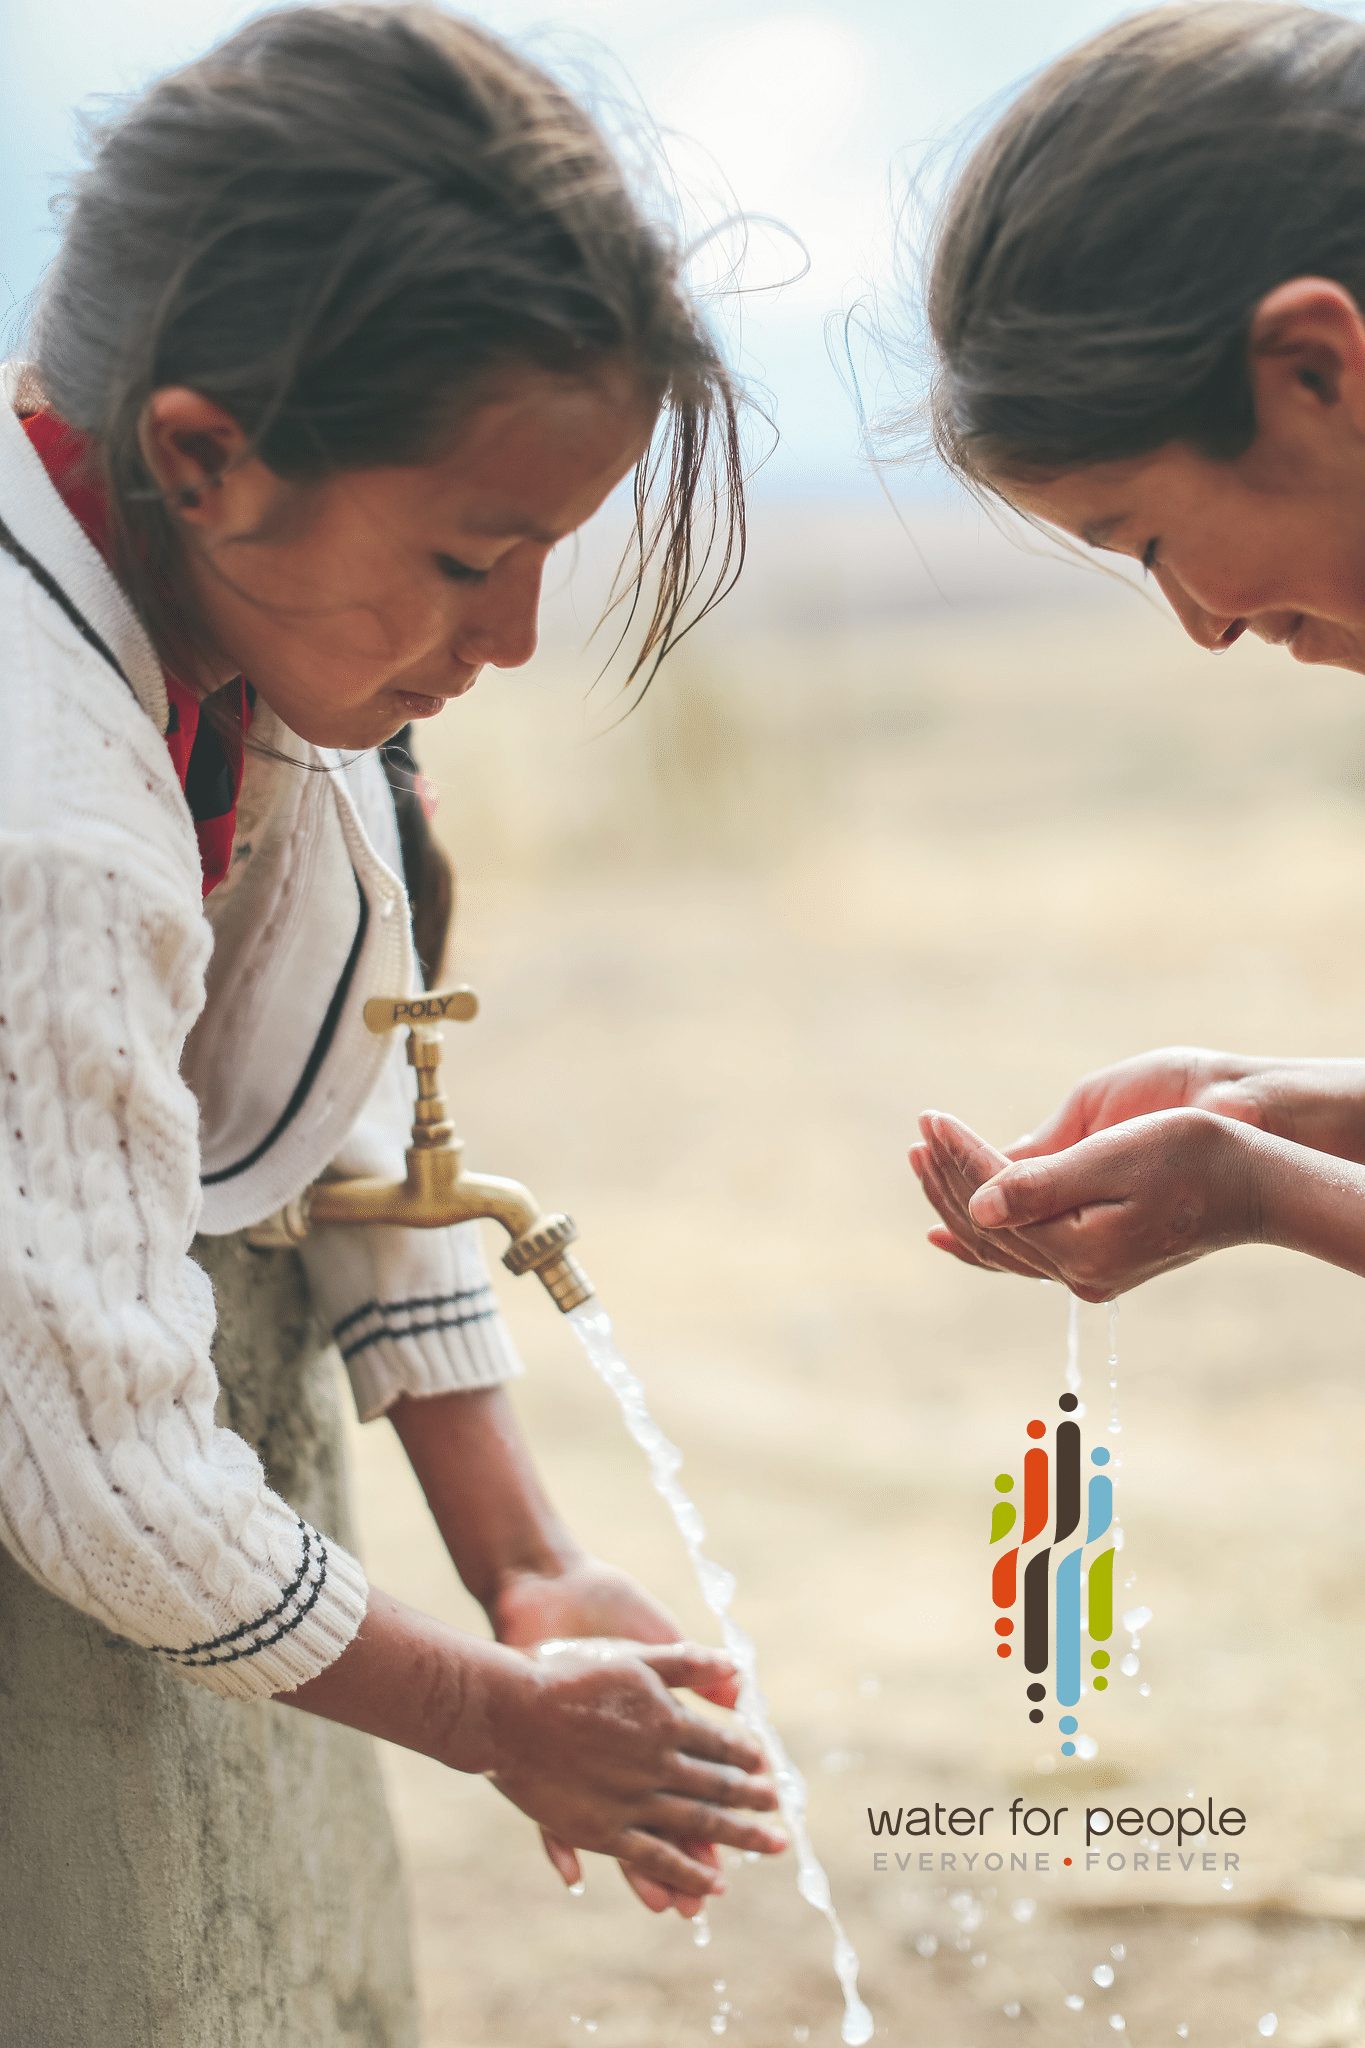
left=437, top=1631, right=545, bottom=1776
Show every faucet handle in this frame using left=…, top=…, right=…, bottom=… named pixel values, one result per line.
left=362, top=987, right=479, bottom=1035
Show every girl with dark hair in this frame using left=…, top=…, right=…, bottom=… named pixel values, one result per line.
left=905, top=2, right=1365, bottom=1301
left=0, top=8, right=780, bottom=2041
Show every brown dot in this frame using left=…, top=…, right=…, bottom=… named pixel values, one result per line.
left=1059, top=1393, right=1078, bottom=1412
left=1028, top=1709, right=1044, bottom=1723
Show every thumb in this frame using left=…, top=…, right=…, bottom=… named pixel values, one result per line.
left=968, top=1146, right=1120, bottom=1231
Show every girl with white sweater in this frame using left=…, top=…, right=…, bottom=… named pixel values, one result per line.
left=0, top=9, right=781, bottom=2040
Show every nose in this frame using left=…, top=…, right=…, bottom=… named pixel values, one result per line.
left=453, top=546, right=546, bottom=671
left=1151, top=564, right=1245, bottom=652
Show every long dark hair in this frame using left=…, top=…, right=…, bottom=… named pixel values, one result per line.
left=912, top=1, right=1365, bottom=486
left=30, top=3, right=744, bottom=692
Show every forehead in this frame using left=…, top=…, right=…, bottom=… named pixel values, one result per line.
left=363, top=362, right=660, bottom=543
left=998, top=445, right=1211, bottom=544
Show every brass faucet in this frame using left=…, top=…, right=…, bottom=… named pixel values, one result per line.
left=244, top=987, right=594, bottom=1314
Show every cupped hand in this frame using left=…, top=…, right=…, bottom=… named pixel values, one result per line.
left=485, top=1637, right=784, bottom=1907
left=997, top=1046, right=1365, bottom=1166
left=911, top=1105, right=1265, bottom=1300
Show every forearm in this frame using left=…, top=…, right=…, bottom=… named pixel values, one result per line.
left=1248, top=1123, right=1365, bottom=1275
left=390, top=1386, right=582, bottom=1613
left=280, top=1585, right=530, bottom=1772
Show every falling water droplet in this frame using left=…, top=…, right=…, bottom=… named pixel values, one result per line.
left=1121, top=1606, right=1154, bottom=1633
left=1120, top=1653, right=1140, bottom=1677
left=1010, top=1899, right=1037, bottom=1924
left=584, top=2026, right=597, bottom=2037
left=1066, top=1294, right=1082, bottom=1392
left=568, top=1880, right=585, bottom=1897
left=693, top=1911, right=713, bottom=1949
left=1176, top=2029, right=1188, bottom=2040
left=1004, top=2003, right=1021, bottom=2019
left=710, top=2018, right=727, bottom=2037
left=1221, top=1876, right=1234, bottom=1892
left=1110, top=1945, right=1126, bottom=1961
left=914, top=1933, right=938, bottom=1958
left=794, top=2031, right=810, bottom=2044
left=713, top=1982, right=726, bottom=1994
left=1258, top=2017, right=1278, bottom=2038
left=1065, top=1994, right=1085, bottom=2011
left=1109, top=2018, right=1126, bottom=2034
left=1093, top=1965, right=1115, bottom=1988
left=1139, top=1683, right=1151, bottom=1697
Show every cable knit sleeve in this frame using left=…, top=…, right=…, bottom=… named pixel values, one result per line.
left=0, top=836, right=369, bottom=1700
left=297, top=1029, right=525, bottom=1422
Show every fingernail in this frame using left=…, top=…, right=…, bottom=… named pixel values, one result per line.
left=970, top=1186, right=1008, bottom=1227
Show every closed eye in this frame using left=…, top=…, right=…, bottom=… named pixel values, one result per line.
left=1141, top=537, right=1160, bottom=575
left=435, top=552, right=487, bottom=585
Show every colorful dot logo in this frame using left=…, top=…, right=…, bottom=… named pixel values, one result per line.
left=988, top=1391, right=1119, bottom=1754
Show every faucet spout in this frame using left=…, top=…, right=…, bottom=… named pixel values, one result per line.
left=243, top=991, right=594, bottom=1314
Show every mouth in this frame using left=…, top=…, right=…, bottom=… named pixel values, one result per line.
left=391, top=676, right=479, bottom=718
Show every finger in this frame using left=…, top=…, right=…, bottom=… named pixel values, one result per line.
left=928, top=1225, right=1042, bottom=1280
left=689, top=1670, right=741, bottom=1709
left=634, top=1642, right=741, bottom=1696
left=644, top=1796, right=788, bottom=1855
left=540, top=1829, right=583, bottom=1889
left=922, top=1110, right=1012, bottom=1188
left=967, top=1132, right=1133, bottom=1233
left=664, top=1756, right=780, bottom=1811
left=621, top=1843, right=718, bottom=1918
left=612, top=1829, right=729, bottom=1898
left=919, top=1148, right=1054, bottom=1279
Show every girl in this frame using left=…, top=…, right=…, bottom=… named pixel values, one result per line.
left=0, top=9, right=783, bottom=2043
left=903, top=1, right=1365, bottom=1300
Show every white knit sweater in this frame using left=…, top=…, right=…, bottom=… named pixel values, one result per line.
left=0, top=365, right=523, bottom=1700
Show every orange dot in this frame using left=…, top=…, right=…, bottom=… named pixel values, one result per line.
left=995, top=1618, right=1013, bottom=1636
left=1027, top=1420, right=1046, bottom=1438
left=996, top=1643, right=1011, bottom=1658
left=1063, top=1857, right=1072, bottom=1866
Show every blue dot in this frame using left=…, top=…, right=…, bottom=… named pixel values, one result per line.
left=1059, top=1716, right=1078, bottom=1734
left=1091, top=1447, right=1110, bottom=1465
left=1061, top=1742, right=1076, bottom=1756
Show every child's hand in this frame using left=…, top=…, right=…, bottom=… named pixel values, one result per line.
left=491, top=1556, right=747, bottom=1913
left=483, top=1637, right=785, bottom=1902
left=912, top=1105, right=1263, bottom=1299
left=997, top=1047, right=1365, bottom=1166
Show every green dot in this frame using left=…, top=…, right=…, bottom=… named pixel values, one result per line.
left=1093, top=1676, right=1108, bottom=1690
left=995, top=1474, right=1014, bottom=1494
left=1091, top=1651, right=1110, bottom=1668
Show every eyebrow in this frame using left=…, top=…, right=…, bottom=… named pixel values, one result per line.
left=1079, top=513, right=1129, bottom=549
left=459, top=508, right=561, bottom=545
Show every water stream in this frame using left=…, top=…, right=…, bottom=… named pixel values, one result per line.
left=567, top=1298, right=875, bottom=2047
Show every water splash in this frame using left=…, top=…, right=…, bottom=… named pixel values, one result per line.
left=1106, top=1300, right=1122, bottom=1436
left=568, top=1299, right=875, bottom=2048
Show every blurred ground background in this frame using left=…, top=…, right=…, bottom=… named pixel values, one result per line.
left=334, top=497, right=1365, bottom=2047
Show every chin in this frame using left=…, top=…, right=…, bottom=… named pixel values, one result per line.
left=1288, top=623, right=1365, bottom=675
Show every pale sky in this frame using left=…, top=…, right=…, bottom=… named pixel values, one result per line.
left=0, top=0, right=1332, bottom=497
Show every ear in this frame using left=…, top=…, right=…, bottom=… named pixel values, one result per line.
left=1246, top=277, right=1365, bottom=445
left=137, top=388, right=256, bottom=530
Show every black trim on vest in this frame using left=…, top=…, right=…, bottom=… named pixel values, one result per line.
left=0, top=509, right=133, bottom=693
left=201, top=870, right=370, bottom=1186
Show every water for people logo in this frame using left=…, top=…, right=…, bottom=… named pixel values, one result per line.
left=990, top=1391, right=1150, bottom=1756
